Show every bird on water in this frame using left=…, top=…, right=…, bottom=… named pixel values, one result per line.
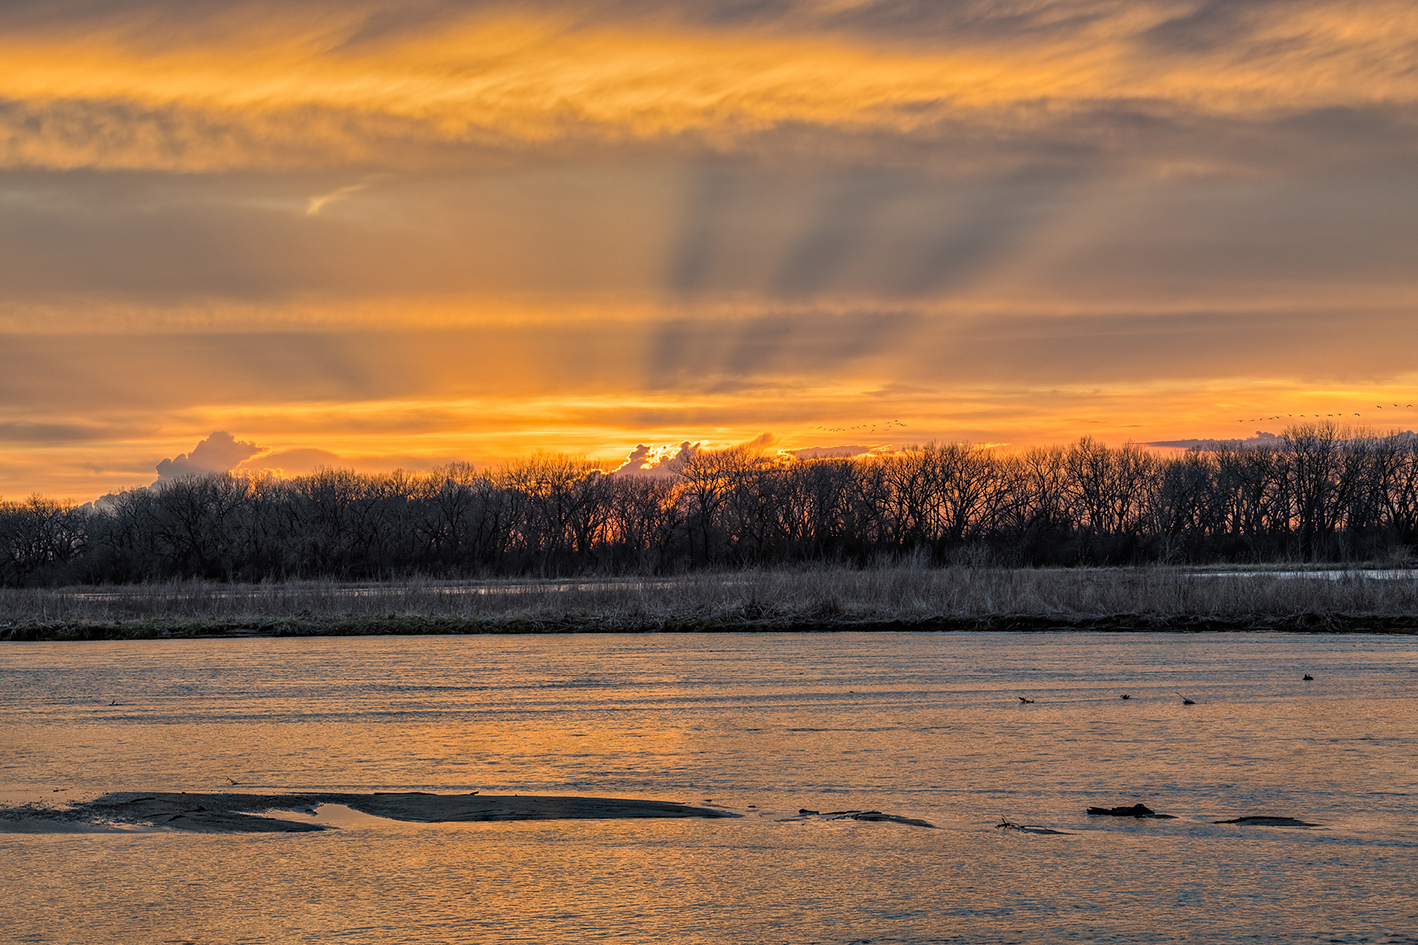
left=1019, top=697, right=1034, bottom=704
left=1177, top=693, right=1196, bottom=705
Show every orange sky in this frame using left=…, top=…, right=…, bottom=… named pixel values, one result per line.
left=3, top=0, right=1417, bottom=498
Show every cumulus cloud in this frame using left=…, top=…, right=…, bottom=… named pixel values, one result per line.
left=610, top=432, right=776, bottom=477
left=609, top=441, right=698, bottom=477
left=154, top=431, right=266, bottom=481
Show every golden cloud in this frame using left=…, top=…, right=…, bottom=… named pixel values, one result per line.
left=2, top=4, right=1416, bottom=171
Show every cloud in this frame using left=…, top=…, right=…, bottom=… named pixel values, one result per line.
left=741, top=431, right=777, bottom=449
left=1145, top=431, right=1284, bottom=451
left=1140, top=0, right=1282, bottom=54
left=3, top=124, right=1417, bottom=311
left=609, top=432, right=774, bottom=477
left=306, top=182, right=369, bottom=216
left=0, top=421, right=111, bottom=443
left=609, top=440, right=698, bottom=477
left=2, top=2, right=1416, bottom=174
left=154, top=431, right=266, bottom=481
left=237, top=446, right=344, bottom=476
left=781, top=444, right=879, bottom=459
left=1, top=0, right=1399, bottom=66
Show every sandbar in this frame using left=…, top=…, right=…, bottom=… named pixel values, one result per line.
left=0, top=791, right=738, bottom=834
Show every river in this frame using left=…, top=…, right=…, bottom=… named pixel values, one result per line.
left=2, top=632, right=1415, bottom=943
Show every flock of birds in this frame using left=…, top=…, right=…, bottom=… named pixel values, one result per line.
left=1017, top=674, right=1313, bottom=704
left=1238, top=404, right=1413, bottom=423
left=810, top=419, right=908, bottom=434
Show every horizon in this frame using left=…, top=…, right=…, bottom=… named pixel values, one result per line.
left=11, top=420, right=1418, bottom=507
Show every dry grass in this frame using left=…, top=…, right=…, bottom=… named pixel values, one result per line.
left=3, top=565, right=1417, bottom=639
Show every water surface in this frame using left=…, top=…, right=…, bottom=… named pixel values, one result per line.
left=3, top=632, right=1416, bottom=943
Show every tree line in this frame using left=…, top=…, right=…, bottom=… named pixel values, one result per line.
left=3, top=423, right=1417, bottom=585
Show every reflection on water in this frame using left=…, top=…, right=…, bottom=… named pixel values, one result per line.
left=2, top=632, right=1416, bottom=943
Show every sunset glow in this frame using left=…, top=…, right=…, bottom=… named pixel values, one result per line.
left=3, top=0, right=1417, bottom=498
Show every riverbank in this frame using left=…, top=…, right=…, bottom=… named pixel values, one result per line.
left=3, top=566, right=1416, bottom=639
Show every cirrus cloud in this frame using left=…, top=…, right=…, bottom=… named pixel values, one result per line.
left=0, top=1, right=1415, bottom=175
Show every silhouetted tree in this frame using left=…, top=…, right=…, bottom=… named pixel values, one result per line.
left=8, top=425, right=1417, bottom=586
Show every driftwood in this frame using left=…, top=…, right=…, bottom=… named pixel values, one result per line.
left=786, top=808, right=936, bottom=829
left=996, top=819, right=1072, bottom=835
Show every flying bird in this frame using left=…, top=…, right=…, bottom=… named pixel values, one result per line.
left=1019, top=697, right=1034, bottom=704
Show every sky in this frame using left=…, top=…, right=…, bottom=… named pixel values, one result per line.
left=3, top=0, right=1417, bottom=499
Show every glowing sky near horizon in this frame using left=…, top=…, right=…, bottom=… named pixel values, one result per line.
left=3, top=0, right=1418, bottom=498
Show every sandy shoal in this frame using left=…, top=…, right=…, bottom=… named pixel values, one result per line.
left=0, top=791, right=738, bottom=833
